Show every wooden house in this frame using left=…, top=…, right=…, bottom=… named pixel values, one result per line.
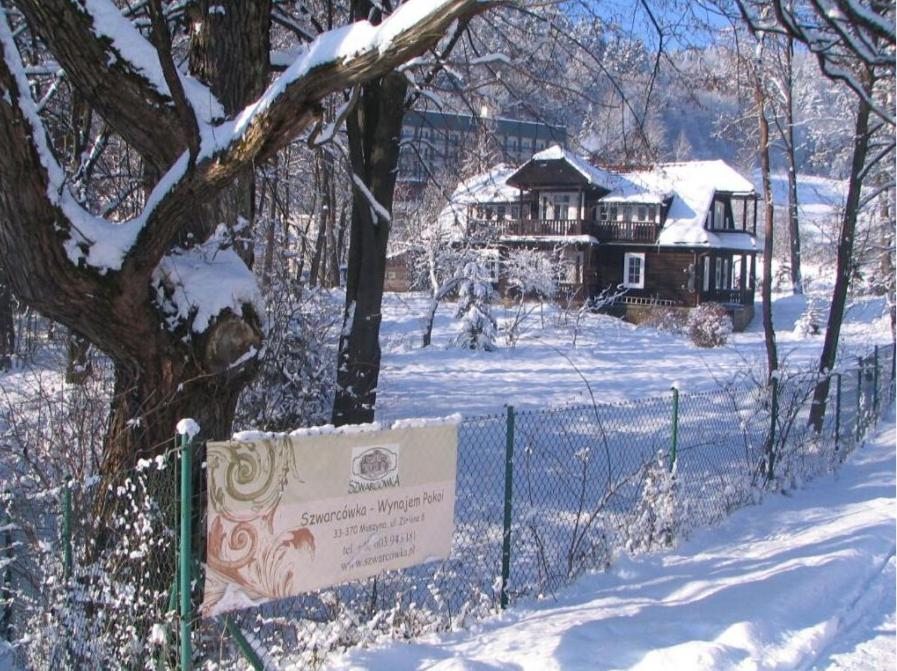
left=442, top=146, right=759, bottom=330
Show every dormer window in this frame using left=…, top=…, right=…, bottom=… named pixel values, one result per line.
left=713, top=200, right=726, bottom=229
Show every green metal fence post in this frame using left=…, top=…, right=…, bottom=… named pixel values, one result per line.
left=178, top=432, right=194, bottom=671
left=670, top=386, right=679, bottom=471
left=62, top=477, right=72, bottom=579
left=834, top=373, right=842, bottom=454
left=225, top=616, right=264, bottom=670
left=500, top=405, right=515, bottom=610
left=873, top=345, right=879, bottom=414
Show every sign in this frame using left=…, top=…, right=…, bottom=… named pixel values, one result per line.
left=201, top=423, right=458, bottom=617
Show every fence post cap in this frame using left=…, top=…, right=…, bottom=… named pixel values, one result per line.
left=176, top=418, right=201, bottom=441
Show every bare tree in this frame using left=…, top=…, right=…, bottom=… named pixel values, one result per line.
left=732, top=0, right=895, bottom=431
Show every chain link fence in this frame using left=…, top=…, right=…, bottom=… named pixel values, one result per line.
left=0, top=344, right=894, bottom=669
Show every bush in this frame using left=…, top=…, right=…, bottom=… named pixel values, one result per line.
left=687, top=303, right=733, bottom=348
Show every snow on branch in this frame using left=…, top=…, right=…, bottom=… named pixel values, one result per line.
left=351, top=174, right=392, bottom=225
left=77, top=0, right=223, bottom=124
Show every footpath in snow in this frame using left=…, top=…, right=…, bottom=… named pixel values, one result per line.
left=328, top=414, right=897, bottom=671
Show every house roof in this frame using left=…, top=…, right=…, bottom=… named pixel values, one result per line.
left=435, top=164, right=520, bottom=240
left=507, top=145, right=613, bottom=193
left=619, top=161, right=755, bottom=248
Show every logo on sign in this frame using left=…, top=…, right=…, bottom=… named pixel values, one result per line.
left=350, top=445, right=400, bottom=493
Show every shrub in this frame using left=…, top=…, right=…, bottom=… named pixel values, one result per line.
left=687, top=303, right=733, bottom=348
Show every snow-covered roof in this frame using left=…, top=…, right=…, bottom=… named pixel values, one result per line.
left=436, top=164, right=521, bottom=240
left=450, top=164, right=520, bottom=205
left=619, top=161, right=756, bottom=249
left=527, top=145, right=622, bottom=190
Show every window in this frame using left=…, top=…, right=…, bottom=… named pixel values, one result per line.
left=637, top=205, right=647, bottom=221
left=599, top=204, right=608, bottom=221
left=622, top=205, right=632, bottom=222
left=497, top=205, right=506, bottom=219
left=713, top=200, right=726, bottom=229
left=609, top=205, right=618, bottom=221
left=554, top=194, right=571, bottom=219
left=648, top=204, right=657, bottom=222
left=715, top=257, right=723, bottom=289
left=623, top=252, right=645, bottom=289
left=731, top=198, right=746, bottom=231
left=703, top=256, right=710, bottom=292
left=511, top=205, right=519, bottom=219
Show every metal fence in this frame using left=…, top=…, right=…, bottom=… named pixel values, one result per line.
left=0, top=344, right=894, bottom=669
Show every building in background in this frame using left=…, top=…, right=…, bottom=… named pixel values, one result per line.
left=398, top=109, right=568, bottom=185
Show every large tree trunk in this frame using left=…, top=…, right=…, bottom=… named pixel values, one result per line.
left=332, top=64, right=407, bottom=426
left=808, top=88, right=873, bottom=432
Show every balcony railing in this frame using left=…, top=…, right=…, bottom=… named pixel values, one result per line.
left=702, top=289, right=754, bottom=306
left=469, top=218, right=661, bottom=242
left=500, top=219, right=585, bottom=237
left=593, top=220, right=660, bottom=242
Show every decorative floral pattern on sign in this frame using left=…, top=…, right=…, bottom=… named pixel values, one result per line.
left=202, top=438, right=315, bottom=616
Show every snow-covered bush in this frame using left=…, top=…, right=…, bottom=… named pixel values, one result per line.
left=12, top=465, right=178, bottom=669
left=237, top=285, right=338, bottom=431
left=454, top=261, right=497, bottom=351
left=623, top=451, right=680, bottom=554
left=501, top=248, right=558, bottom=346
left=793, top=299, right=822, bottom=337
left=687, top=303, right=733, bottom=348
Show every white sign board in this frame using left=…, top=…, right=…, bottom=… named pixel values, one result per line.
left=201, top=423, right=458, bottom=617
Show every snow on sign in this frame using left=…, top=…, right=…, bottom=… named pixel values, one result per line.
left=200, top=422, right=458, bottom=617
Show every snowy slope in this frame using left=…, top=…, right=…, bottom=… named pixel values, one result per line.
left=326, top=414, right=896, bottom=671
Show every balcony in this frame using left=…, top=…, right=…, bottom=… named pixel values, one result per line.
left=468, top=219, right=585, bottom=238
left=469, top=218, right=660, bottom=242
left=593, top=220, right=660, bottom=242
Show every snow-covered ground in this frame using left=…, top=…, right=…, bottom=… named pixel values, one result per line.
left=375, top=290, right=892, bottom=420
left=326, top=411, right=896, bottom=671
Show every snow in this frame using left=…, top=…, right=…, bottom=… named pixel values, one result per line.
left=626, top=160, right=756, bottom=249
left=436, top=164, right=521, bottom=239
left=325, top=413, right=897, bottom=671
left=373, top=291, right=891, bottom=420
left=352, top=173, right=392, bottom=224
left=175, top=418, right=201, bottom=440
left=81, top=0, right=224, bottom=123
left=152, top=226, right=263, bottom=334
